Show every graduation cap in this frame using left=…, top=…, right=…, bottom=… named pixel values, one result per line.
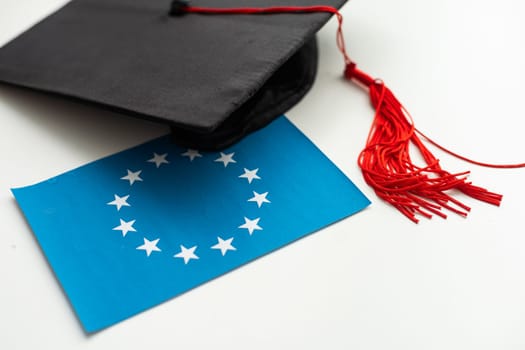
left=0, top=0, right=522, bottom=222
left=0, top=0, right=347, bottom=149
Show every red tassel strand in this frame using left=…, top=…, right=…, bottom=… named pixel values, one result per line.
left=177, top=2, right=525, bottom=223
left=345, top=63, right=504, bottom=222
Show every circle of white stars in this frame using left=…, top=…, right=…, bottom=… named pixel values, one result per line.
left=106, top=146, right=271, bottom=265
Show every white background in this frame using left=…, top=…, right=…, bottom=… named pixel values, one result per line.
left=1, top=0, right=525, bottom=349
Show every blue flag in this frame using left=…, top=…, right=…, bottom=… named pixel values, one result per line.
left=12, top=116, right=370, bottom=332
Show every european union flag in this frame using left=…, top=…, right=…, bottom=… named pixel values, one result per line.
left=12, top=116, right=370, bottom=332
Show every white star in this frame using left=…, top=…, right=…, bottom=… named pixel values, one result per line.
left=181, top=149, right=202, bottom=161
left=248, top=191, right=271, bottom=208
left=214, top=152, right=236, bottom=167
left=239, top=168, right=261, bottom=184
left=239, top=217, right=262, bottom=235
left=173, top=245, right=199, bottom=264
left=107, top=194, right=131, bottom=211
left=121, top=169, right=143, bottom=185
left=136, top=237, right=161, bottom=257
left=211, top=236, right=236, bottom=256
left=147, top=153, right=169, bottom=168
left=112, top=219, right=137, bottom=237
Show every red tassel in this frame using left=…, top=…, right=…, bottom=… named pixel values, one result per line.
left=176, top=2, right=524, bottom=223
left=345, top=63, right=503, bottom=223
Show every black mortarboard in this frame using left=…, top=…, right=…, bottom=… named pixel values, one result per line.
left=0, top=0, right=346, bottom=149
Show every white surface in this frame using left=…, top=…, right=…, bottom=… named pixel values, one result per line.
left=1, top=0, right=525, bottom=349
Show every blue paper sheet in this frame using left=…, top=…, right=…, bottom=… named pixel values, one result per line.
left=13, top=116, right=370, bottom=332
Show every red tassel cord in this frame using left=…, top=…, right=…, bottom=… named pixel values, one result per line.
left=346, top=63, right=505, bottom=222
left=173, top=1, right=525, bottom=223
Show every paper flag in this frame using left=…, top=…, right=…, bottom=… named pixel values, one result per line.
left=12, top=116, right=370, bottom=332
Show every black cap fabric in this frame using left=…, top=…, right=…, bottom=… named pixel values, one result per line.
left=0, top=0, right=346, bottom=149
